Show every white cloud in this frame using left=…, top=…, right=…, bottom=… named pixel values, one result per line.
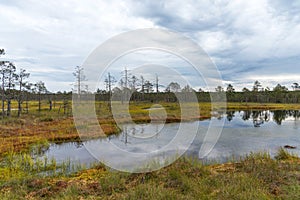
left=195, top=31, right=233, bottom=54
left=0, top=0, right=300, bottom=91
left=0, top=0, right=155, bottom=91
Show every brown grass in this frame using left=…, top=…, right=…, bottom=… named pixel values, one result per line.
left=0, top=101, right=299, bottom=156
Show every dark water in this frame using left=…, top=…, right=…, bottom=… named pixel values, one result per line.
left=39, top=110, right=300, bottom=166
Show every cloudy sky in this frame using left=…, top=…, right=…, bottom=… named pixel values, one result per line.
left=0, top=0, right=300, bottom=91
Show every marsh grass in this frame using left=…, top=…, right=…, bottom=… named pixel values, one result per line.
left=1, top=101, right=299, bottom=156
left=0, top=150, right=94, bottom=185
left=1, top=149, right=300, bottom=199
left=1, top=101, right=300, bottom=199
left=275, top=147, right=299, bottom=160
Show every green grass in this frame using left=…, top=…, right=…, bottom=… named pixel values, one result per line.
left=1, top=101, right=300, bottom=199
left=1, top=149, right=300, bottom=199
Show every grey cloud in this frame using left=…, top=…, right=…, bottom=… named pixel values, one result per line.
left=1, top=0, right=300, bottom=91
left=129, top=0, right=232, bottom=32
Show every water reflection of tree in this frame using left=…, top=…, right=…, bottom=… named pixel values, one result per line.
left=215, top=110, right=226, bottom=120
left=121, top=125, right=156, bottom=144
left=229, top=110, right=300, bottom=126
left=241, top=110, right=270, bottom=127
left=242, top=110, right=251, bottom=120
left=122, top=126, right=128, bottom=144
left=272, top=110, right=287, bottom=125
left=252, top=111, right=267, bottom=127
left=226, top=111, right=235, bottom=121
left=291, top=110, right=300, bottom=129
left=290, top=110, right=300, bottom=119
left=74, top=141, right=83, bottom=148
left=271, top=110, right=300, bottom=125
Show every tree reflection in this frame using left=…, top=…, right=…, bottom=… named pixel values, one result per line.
left=213, top=109, right=291, bottom=127
left=252, top=111, right=269, bottom=127
left=240, top=110, right=300, bottom=126
left=74, top=141, right=83, bottom=148
left=273, top=110, right=287, bottom=125
left=226, top=111, right=235, bottom=122
left=242, top=110, right=251, bottom=120
left=291, top=110, right=300, bottom=119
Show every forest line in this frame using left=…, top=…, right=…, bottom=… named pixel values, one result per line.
left=1, top=49, right=300, bottom=118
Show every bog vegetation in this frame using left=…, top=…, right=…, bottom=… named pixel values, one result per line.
left=1, top=149, right=300, bottom=199
left=1, top=48, right=300, bottom=199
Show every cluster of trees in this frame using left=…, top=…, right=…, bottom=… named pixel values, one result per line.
left=90, top=68, right=198, bottom=102
left=91, top=68, right=300, bottom=103
left=93, top=68, right=195, bottom=96
left=0, top=49, right=48, bottom=117
left=224, top=81, right=300, bottom=103
left=1, top=50, right=299, bottom=118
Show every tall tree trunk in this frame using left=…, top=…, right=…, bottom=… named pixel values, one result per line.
left=18, top=100, right=21, bottom=117
left=7, top=99, right=11, bottom=116
left=49, top=100, right=52, bottom=111
left=38, top=94, right=41, bottom=112
left=2, top=77, right=5, bottom=118
left=1, top=97, right=4, bottom=118
left=18, top=82, right=22, bottom=117
left=26, top=99, right=29, bottom=114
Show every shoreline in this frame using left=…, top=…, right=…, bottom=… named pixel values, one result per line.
left=0, top=149, right=299, bottom=199
left=0, top=102, right=300, bottom=156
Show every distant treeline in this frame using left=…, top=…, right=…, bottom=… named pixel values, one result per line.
left=45, top=89, right=299, bottom=104
left=92, top=90, right=300, bottom=104
left=2, top=47, right=300, bottom=118
left=12, top=81, right=300, bottom=104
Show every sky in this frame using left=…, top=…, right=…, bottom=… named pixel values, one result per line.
left=0, top=0, right=300, bottom=92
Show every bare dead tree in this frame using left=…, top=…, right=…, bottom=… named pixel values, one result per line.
left=0, top=49, right=7, bottom=118
left=120, top=67, right=131, bottom=103
left=129, top=75, right=139, bottom=91
left=24, top=83, right=33, bottom=114
left=16, top=68, right=30, bottom=117
left=6, top=63, right=17, bottom=117
left=104, top=72, right=116, bottom=96
left=34, top=81, right=47, bottom=112
left=155, top=74, right=159, bottom=94
left=73, top=66, right=86, bottom=99
left=140, top=75, right=145, bottom=101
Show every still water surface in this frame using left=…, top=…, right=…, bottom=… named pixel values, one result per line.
left=39, top=110, right=300, bottom=166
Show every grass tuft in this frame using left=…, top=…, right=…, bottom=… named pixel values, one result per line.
left=274, top=147, right=297, bottom=161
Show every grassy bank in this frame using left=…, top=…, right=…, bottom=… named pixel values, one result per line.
left=0, top=148, right=300, bottom=199
left=1, top=101, right=300, bottom=199
left=226, top=102, right=300, bottom=111
left=1, top=101, right=300, bottom=156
